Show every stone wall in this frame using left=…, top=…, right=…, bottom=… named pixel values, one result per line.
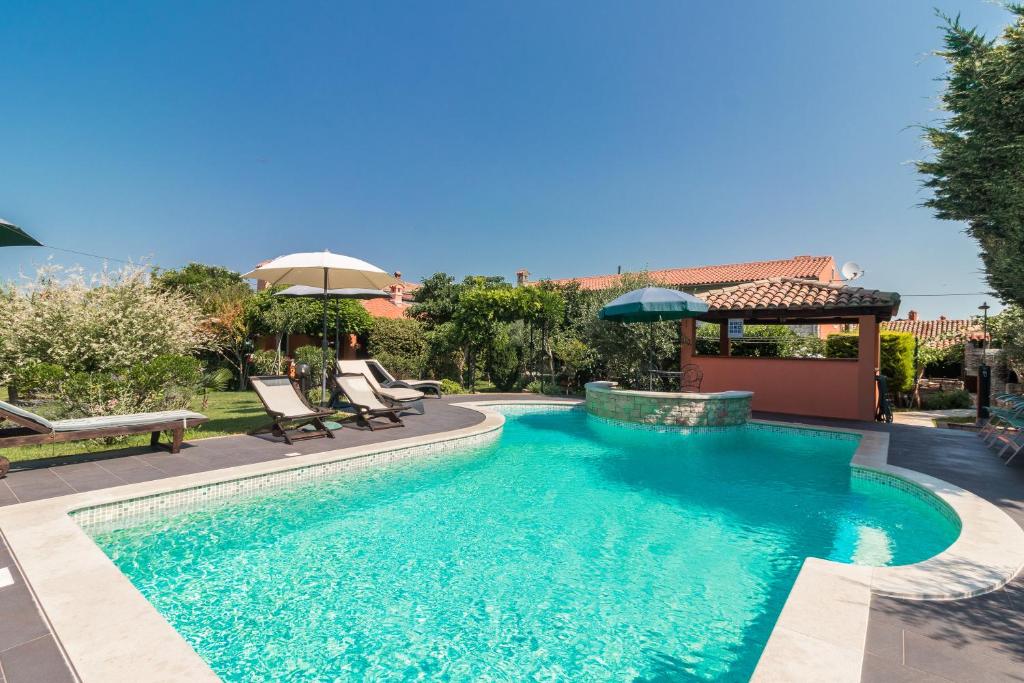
left=585, top=381, right=752, bottom=427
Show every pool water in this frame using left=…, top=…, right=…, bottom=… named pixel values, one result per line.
left=90, top=408, right=958, bottom=681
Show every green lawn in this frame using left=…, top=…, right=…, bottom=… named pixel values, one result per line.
left=0, top=390, right=275, bottom=463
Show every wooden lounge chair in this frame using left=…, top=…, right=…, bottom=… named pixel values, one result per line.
left=0, top=399, right=208, bottom=455
left=333, top=373, right=405, bottom=430
left=337, top=360, right=427, bottom=408
left=249, top=375, right=336, bottom=445
left=364, top=358, right=442, bottom=398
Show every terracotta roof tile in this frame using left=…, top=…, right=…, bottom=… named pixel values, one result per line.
left=882, top=318, right=980, bottom=349
left=545, top=255, right=836, bottom=291
left=701, top=277, right=898, bottom=314
left=361, top=298, right=410, bottom=319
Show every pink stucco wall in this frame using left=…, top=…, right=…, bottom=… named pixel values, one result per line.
left=680, top=315, right=881, bottom=422
left=687, top=357, right=866, bottom=420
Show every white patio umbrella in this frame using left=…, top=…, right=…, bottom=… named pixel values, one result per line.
left=243, top=251, right=398, bottom=402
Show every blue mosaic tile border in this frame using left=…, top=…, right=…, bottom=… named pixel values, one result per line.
left=72, top=403, right=579, bottom=533
left=72, top=427, right=502, bottom=533
left=485, top=402, right=584, bottom=417
left=851, top=466, right=962, bottom=529
left=587, top=413, right=860, bottom=442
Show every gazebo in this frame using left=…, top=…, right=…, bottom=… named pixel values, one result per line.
left=679, top=278, right=901, bottom=422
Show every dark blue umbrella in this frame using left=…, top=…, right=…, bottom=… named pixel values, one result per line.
left=599, top=287, right=709, bottom=388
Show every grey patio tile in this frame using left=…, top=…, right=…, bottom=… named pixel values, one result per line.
left=0, top=635, right=75, bottom=683
left=92, top=456, right=165, bottom=484
left=902, top=628, right=1021, bottom=682
left=0, top=582, right=50, bottom=653
left=47, top=462, right=124, bottom=493
left=863, top=618, right=903, bottom=663
left=860, top=654, right=952, bottom=682
left=134, top=453, right=217, bottom=476
left=3, top=470, right=73, bottom=503
left=0, top=481, right=18, bottom=506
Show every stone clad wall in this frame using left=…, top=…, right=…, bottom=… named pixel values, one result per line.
left=585, top=382, right=752, bottom=427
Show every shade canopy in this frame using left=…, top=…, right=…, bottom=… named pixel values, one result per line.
left=242, top=250, right=397, bottom=290
left=274, top=285, right=389, bottom=300
left=599, top=287, right=709, bottom=323
left=0, top=219, right=42, bottom=247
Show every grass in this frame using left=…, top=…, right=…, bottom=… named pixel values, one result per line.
left=937, top=415, right=978, bottom=426
left=1, top=390, right=288, bottom=464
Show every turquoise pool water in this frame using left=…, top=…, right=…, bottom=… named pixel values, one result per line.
left=89, top=408, right=958, bottom=681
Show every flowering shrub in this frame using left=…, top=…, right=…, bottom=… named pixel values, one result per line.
left=0, top=263, right=207, bottom=382
left=0, top=264, right=209, bottom=421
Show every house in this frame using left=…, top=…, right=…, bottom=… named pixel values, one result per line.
left=881, top=310, right=981, bottom=349
left=360, top=273, right=416, bottom=320
left=526, top=255, right=843, bottom=338
left=533, top=254, right=840, bottom=292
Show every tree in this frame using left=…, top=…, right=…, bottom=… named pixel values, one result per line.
left=989, top=304, right=1024, bottom=375
left=918, top=8, right=1024, bottom=305
left=244, top=289, right=319, bottom=366
left=203, top=295, right=252, bottom=390
left=153, top=263, right=251, bottom=314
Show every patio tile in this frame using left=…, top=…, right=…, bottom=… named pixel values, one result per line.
left=0, top=481, right=18, bottom=506
left=0, top=581, right=50, bottom=653
left=134, top=453, right=218, bottom=476
left=902, top=628, right=1020, bottom=682
left=0, top=635, right=75, bottom=683
left=860, top=654, right=953, bottom=682
left=92, top=456, right=166, bottom=485
left=863, top=617, right=903, bottom=663
left=47, top=462, right=125, bottom=493
left=3, top=470, right=73, bottom=503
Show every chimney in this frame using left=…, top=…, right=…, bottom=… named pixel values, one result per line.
left=516, top=269, right=530, bottom=286
left=254, top=259, right=271, bottom=291
left=908, top=310, right=919, bottom=321
left=617, top=265, right=622, bottom=274
left=939, top=315, right=947, bottom=321
left=390, top=272, right=403, bottom=305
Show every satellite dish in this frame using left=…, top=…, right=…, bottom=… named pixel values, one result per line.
left=840, top=261, right=865, bottom=282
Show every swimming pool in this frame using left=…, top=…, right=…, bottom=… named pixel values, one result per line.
left=86, top=406, right=958, bottom=681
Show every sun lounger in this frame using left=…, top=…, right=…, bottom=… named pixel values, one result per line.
left=337, top=360, right=427, bottom=404
left=994, top=427, right=1024, bottom=466
left=249, top=375, right=336, bottom=444
left=365, top=358, right=442, bottom=398
left=333, top=373, right=405, bottom=430
left=0, top=400, right=207, bottom=454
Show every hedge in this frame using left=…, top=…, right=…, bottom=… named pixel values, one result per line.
left=367, top=318, right=427, bottom=379
left=825, top=331, right=915, bottom=393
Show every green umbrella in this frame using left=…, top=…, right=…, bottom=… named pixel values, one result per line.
left=0, top=219, right=42, bottom=247
left=599, top=287, right=709, bottom=389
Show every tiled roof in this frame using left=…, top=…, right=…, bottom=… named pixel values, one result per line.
left=700, top=278, right=899, bottom=314
left=882, top=318, right=980, bottom=349
left=361, top=298, right=410, bottom=319
left=545, top=255, right=836, bottom=291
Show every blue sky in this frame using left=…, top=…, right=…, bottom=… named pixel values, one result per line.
left=0, top=1, right=1013, bottom=318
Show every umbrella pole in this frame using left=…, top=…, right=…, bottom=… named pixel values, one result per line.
left=335, top=306, right=340, bottom=362
left=321, top=269, right=329, bottom=405
left=649, top=323, right=655, bottom=390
